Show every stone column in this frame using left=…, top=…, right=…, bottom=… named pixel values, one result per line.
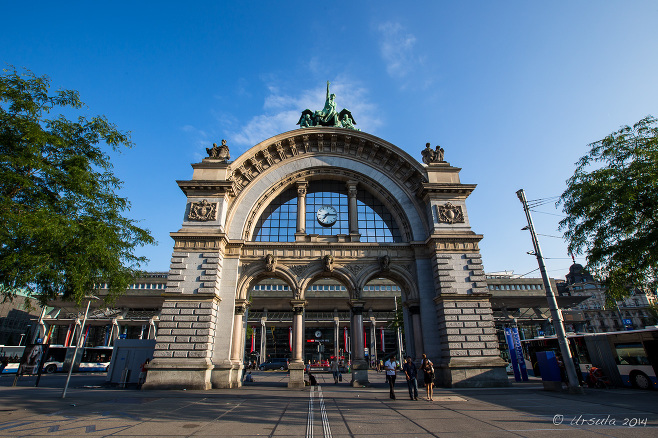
left=260, top=313, right=267, bottom=364
left=230, top=300, right=247, bottom=363
left=369, top=316, right=377, bottom=367
left=295, top=181, right=308, bottom=241
left=288, top=300, right=306, bottom=388
left=408, top=303, right=424, bottom=360
left=349, top=300, right=369, bottom=386
left=333, top=312, right=340, bottom=357
left=346, top=181, right=359, bottom=238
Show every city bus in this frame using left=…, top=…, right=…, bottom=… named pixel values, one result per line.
left=0, top=345, right=113, bottom=374
left=522, top=328, right=658, bottom=389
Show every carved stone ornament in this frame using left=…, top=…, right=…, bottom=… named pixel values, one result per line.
left=188, top=199, right=218, bottom=221
left=380, top=255, right=391, bottom=271
left=438, top=202, right=465, bottom=224
left=323, top=254, right=334, bottom=272
left=264, top=254, right=277, bottom=272
left=421, top=142, right=445, bottom=164
left=206, top=139, right=230, bottom=162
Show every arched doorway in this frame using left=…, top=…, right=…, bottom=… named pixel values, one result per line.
left=144, top=128, right=508, bottom=390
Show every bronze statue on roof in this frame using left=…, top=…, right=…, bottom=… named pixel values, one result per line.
left=297, top=81, right=359, bottom=130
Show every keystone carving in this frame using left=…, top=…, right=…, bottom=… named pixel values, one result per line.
left=380, top=255, right=391, bottom=271
left=323, top=254, right=334, bottom=272
left=264, top=254, right=277, bottom=272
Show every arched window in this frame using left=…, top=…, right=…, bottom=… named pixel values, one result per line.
left=252, top=179, right=403, bottom=242
left=253, top=187, right=297, bottom=242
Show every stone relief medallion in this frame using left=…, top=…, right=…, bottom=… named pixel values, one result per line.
left=438, top=202, right=464, bottom=224
left=188, top=199, right=218, bottom=221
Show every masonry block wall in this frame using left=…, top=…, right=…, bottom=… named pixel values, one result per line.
left=153, top=300, right=219, bottom=360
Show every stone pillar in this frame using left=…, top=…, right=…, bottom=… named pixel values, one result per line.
left=230, top=300, right=247, bottom=363
left=369, top=316, right=377, bottom=367
left=289, top=300, right=306, bottom=388
left=346, top=181, right=359, bottom=238
left=295, top=181, right=308, bottom=241
left=434, top=293, right=508, bottom=388
left=333, top=311, right=340, bottom=357
left=143, top=294, right=220, bottom=390
left=408, top=303, right=424, bottom=360
left=350, top=300, right=369, bottom=386
left=260, top=314, right=267, bottom=364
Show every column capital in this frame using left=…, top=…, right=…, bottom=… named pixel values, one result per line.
left=234, top=299, right=249, bottom=315
left=349, top=300, right=366, bottom=314
left=405, top=300, right=421, bottom=314
left=296, top=180, right=308, bottom=194
left=346, top=180, right=358, bottom=196
left=290, top=300, right=307, bottom=315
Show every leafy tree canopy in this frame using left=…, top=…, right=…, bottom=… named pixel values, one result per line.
left=559, top=115, right=658, bottom=301
left=0, top=67, right=155, bottom=305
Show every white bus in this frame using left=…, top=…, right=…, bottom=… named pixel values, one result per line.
left=522, top=328, right=658, bottom=390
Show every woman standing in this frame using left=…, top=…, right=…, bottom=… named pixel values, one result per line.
left=421, top=354, right=434, bottom=401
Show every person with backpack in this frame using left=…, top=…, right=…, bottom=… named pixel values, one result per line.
left=421, top=354, right=434, bottom=401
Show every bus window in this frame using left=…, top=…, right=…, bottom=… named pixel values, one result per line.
left=614, top=343, right=650, bottom=366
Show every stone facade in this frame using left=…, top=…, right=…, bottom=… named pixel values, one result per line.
left=146, top=128, right=508, bottom=389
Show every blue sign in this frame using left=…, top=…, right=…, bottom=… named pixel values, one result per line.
left=119, top=334, right=127, bottom=339
left=504, top=327, right=529, bottom=382
left=537, top=330, right=545, bottom=336
left=511, top=328, right=529, bottom=381
left=623, top=319, right=632, bottom=326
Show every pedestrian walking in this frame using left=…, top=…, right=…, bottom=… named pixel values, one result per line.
left=421, top=354, right=434, bottom=401
left=384, top=355, right=397, bottom=399
left=402, top=356, right=418, bottom=400
left=330, top=358, right=340, bottom=384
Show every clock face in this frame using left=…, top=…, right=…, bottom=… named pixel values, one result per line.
left=317, top=205, right=337, bottom=226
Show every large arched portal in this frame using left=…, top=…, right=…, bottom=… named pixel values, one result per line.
left=144, top=127, right=507, bottom=390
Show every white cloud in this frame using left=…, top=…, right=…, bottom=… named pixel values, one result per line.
left=228, top=80, right=382, bottom=147
left=377, top=22, right=421, bottom=79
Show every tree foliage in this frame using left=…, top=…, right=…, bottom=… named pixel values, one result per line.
left=0, top=67, right=155, bottom=305
left=558, top=115, right=658, bottom=301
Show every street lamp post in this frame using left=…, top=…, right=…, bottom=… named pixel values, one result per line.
left=516, top=189, right=581, bottom=392
left=62, top=296, right=97, bottom=399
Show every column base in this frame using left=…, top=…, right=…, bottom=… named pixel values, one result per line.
left=437, top=357, right=510, bottom=388
left=350, top=360, right=370, bottom=387
left=288, top=362, right=305, bottom=389
left=211, top=361, right=243, bottom=388
left=142, top=358, right=213, bottom=390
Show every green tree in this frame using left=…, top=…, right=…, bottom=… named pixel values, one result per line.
left=0, top=67, right=155, bottom=305
left=558, top=115, right=658, bottom=301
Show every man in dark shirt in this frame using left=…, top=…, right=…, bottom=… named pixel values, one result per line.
left=402, top=356, right=419, bottom=400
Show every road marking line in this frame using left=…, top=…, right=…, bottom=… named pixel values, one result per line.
left=318, top=386, right=332, bottom=438
left=306, top=386, right=314, bottom=438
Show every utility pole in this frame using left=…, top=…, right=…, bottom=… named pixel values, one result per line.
left=62, top=296, right=96, bottom=398
left=516, top=189, right=581, bottom=392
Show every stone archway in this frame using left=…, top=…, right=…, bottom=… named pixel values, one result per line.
left=143, top=128, right=508, bottom=391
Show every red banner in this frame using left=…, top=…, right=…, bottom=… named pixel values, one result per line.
left=380, top=328, right=385, bottom=352
left=289, top=327, right=292, bottom=351
left=250, top=326, right=255, bottom=352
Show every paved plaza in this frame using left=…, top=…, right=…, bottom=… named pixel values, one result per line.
left=1, top=372, right=657, bottom=437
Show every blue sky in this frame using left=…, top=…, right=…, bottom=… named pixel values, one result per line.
left=3, top=1, right=657, bottom=281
